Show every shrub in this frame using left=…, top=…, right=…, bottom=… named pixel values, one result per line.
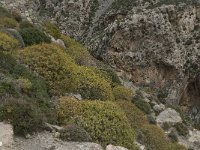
left=0, top=17, right=18, bottom=28
left=142, top=125, right=170, bottom=150
left=16, top=44, right=114, bottom=100
left=19, top=27, right=51, bottom=46
left=0, top=32, right=19, bottom=51
left=0, top=52, right=49, bottom=100
left=0, top=7, right=11, bottom=17
left=118, top=101, right=185, bottom=150
left=61, top=35, right=97, bottom=66
left=0, top=99, right=44, bottom=135
left=117, top=101, right=148, bottom=132
left=113, top=85, right=133, bottom=101
left=19, top=21, right=34, bottom=29
left=60, top=124, right=92, bottom=142
left=11, top=11, right=22, bottom=22
left=43, top=21, right=61, bottom=39
left=168, top=143, right=187, bottom=150
left=96, top=68, right=121, bottom=86
left=174, top=123, right=189, bottom=136
left=133, top=99, right=151, bottom=114
left=57, top=97, right=136, bottom=149
left=1, top=28, right=25, bottom=48
left=15, top=44, right=76, bottom=95
left=72, top=66, right=114, bottom=100
left=168, top=130, right=178, bottom=142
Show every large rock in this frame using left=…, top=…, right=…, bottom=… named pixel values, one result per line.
left=13, top=131, right=103, bottom=150
left=156, top=108, right=182, bottom=126
left=106, top=144, right=128, bottom=150
left=179, top=129, right=200, bottom=150
left=0, top=122, right=14, bottom=150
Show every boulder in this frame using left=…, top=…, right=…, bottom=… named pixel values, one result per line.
left=106, top=144, right=128, bottom=150
left=0, top=122, right=14, bottom=150
left=156, top=108, right=182, bottom=126
left=153, top=104, right=165, bottom=113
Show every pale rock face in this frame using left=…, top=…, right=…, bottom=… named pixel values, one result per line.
left=153, top=104, right=165, bottom=113
left=0, top=122, right=14, bottom=150
left=106, top=144, right=129, bottom=150
left=178, top=129, right=200, bottom=150
left=156, top=108, right=182, bottom=126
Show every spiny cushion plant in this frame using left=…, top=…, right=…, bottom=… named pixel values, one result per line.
left=15, top=43, right=114, bottom=100
left=118, top=101, right=186, bottom=150
left=0, top=32, right=19, bottom=51
left=43, top=21, right=61, bottom=39
left=113, top=85, right=133, bottom=101
left=57, top=97, right=136, bottom=150
left=19, top=27, right=51, bottom=46
left=61, top=35, right=97, bottom=66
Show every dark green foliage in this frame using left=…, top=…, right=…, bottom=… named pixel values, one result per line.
left=43, top=21, right=61, bottom=39
left=133, top=99, right=151, bottom=114
left=60, top=124, right=92, bottom=142
left=19, top=27, right=51, bottom=46
left=0, top=99, right=44, bottom=135
left=19, top=21, right=34, bottom=29
left=1, top=28, right=25, bottom=48
left=168, top=130, right=178, bottom=142
left=0, top=6, right=12, bottom=17
left=147, top=115, right=156, bottom=124
left=11, top=11, right=22, bottom=22
left=0, top=52, right=49, bottom=100
left=174, top=123, right=189, bottom=136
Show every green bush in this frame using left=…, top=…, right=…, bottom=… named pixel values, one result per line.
left=19, top=27, right=51, bottom=46
left=60, top=124, right=92, bottom=142
left=16, top=44, right=114, bottom=100
left=57, top=97, right=136, bottom=149
left=0, top=99, right=44, bottom=135
left=19, top=21, right=34, bottom=29
left=168, top=130, right=178, bottom=142
left=174, top=123, right=189, bottom=136
left=43, top=21, right=61, bottom=39
left=0, top=7, right=12, bottom=17
left=11, top=11, right=22, bottom=22
left=0, top=32, right=19, bottom=51
left=1, top=28, right=25, bottom=48
left=113, top=85, right=133, bottom=101
left=0, top=17, right=18, bottom=28
left=0, top=52, right=49, bottom=100
left=72, top=66, right=114, bottom=100
left=61, top=35, right=97, bottom=66
left=118, top=101, right=186, bottom=150
left=96, top=68, right=121, bottom=85
left=134, top=99, right=151, bottom=114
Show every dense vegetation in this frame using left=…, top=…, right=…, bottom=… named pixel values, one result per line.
left=0, top=6, right=187, bottom=150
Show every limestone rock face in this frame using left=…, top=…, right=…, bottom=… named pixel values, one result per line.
left=0, top=122, right=14, bottom=150
left=106, top=144, right=129, bottom=150
left=156, top=108, right=182, bottom=126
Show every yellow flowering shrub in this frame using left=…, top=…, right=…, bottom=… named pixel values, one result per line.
left=72, top=66, right=114, bottom=100
left=0, top=32, right=19, bottom=51
left=118, top=101, right=186, bottom=150
left=113, top=85, right=133, bottom=101
left=43, top=21, right=61, bottom=39
left=57, top=97, right=136, bottom=150
left=61, top=35, right=97, bottom=66
left=15, top=44, right=114, bottom=100
left=0, top=17, right=18, bottom=28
